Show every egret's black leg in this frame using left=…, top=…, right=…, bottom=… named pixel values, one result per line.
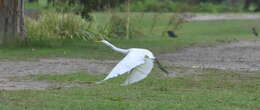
left=155, top=58, right=169, bottom=75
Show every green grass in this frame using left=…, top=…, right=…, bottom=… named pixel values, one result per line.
left=0, top=69, right=259, bottom=110
left=20, top=72, right=104, bottom=83
left=1, top=17, right=260, bottom=60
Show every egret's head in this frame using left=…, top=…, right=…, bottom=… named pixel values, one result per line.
left=95, top=40, right=108, bottom=44
left=95, top=40, right=113, bottom=47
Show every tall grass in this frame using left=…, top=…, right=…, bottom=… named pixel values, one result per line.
left=25, top=12, right=108, bottom=47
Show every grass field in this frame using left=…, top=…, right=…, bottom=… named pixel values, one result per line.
left=0, top=69, right=259, bottom=110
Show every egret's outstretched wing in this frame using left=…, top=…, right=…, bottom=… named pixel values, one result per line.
left=103, top=51, right=146, bottom=81
left=122, top=58, right=154, bottom=85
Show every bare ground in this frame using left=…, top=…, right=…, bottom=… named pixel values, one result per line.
left=1, top=41, right=260, bottom=90
left=0, top=59, right=116, bottom=78
left=0, top=78, right=89, bottom=90
left=189, top=13, right=260, bottom=21
left=0, top=59, right=115, bottom=90
left=159, top=41, right=260, bottom=71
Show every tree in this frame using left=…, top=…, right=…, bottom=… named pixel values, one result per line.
left=28, top=0, right=38, bottom=3
left=244, top=0, right=253, bottom=11
left=255, top=0, right=260, bottom=11
left=47, top=0, right=128, bottom=18
left=0, top=0, right=26, bottom=44
left=244, top=0, right=260, bottom=11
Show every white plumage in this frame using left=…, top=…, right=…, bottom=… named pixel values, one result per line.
left=97, top=40, right=155, bottom=85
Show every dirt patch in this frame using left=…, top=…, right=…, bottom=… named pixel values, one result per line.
left=0, top=59, right=117, bottom=78
left=0, top=59, right=116, bottom=90
left=159, top=41, right=260, bottom=71
left=0, top=78, right=89, bottom=90
left=187, top=13, right=260, bottom=21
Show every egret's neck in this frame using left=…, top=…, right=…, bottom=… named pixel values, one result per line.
left=102, top=41, right=129, bottom=54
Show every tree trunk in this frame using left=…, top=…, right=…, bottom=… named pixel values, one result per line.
left=229, top=0, right=236, bottom=6
left=28, top=0, right=38, bottom=3
left=0, top=0, right=26, bottom=44
left=254, top=0, right=260, bottom=12
left=0, top=0, right=3, bottom=8
left=244, top=0, right=253, bottom=11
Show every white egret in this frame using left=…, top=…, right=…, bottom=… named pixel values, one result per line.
left=96, top=40, right=168, bottom=85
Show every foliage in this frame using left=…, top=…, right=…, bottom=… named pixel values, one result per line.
left=117, top=0, right=242, bottom=13
left=118, top=0, right=175, bottom=12
left=24, top=0, right=260, bottom=13
left=24, top=11, right=147, bottom=46
left=105, top=14, right=144, bottom=39
left=24, top=11, right=157, bottom=47
left=197, top=2, right=240, bottom=13
left=25, top=12, right=103, bottom=44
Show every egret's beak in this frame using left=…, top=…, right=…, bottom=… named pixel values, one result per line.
left=95, top=40, right=102, bottom=43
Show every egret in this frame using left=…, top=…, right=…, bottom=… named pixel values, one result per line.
left=96, top=40, right=168, bottom=85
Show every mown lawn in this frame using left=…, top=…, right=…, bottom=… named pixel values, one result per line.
left=0, top=69, right=259, bottom=110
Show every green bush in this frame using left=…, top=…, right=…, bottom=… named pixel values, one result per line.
left=197, top=3, right=236, bottom=13
left=117, top=0, right=242, bottom=13
left=25, top=12, right=100, bottom=42
left=105, top=14, right=144, bottom=39
left=118, top=0, right=176, bottom=12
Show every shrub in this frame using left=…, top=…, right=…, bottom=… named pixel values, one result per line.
left=197, top=3, right=233, bottom=13
left=117, top=0, right=242, bottom=13
left=25, top=12, right=100, bottom=42
left=118, top=0, right=176, bottom=12
left=105, top=14, right=144, bottom=39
